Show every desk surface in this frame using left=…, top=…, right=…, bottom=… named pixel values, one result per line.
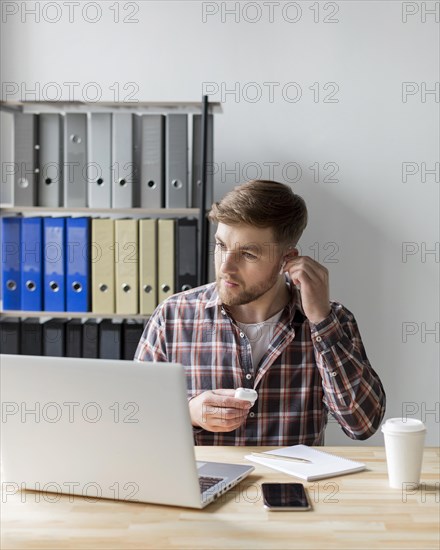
left=1, top=446, right=439, bottom=550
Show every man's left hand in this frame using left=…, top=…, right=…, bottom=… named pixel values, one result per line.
left=283, top=255, right=331, bottom=324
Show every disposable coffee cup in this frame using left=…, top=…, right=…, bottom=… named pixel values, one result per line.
left=381, top=418, right=426, bottom=489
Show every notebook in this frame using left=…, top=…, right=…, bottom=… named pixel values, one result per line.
left=245, top=445, right=366, bottom=481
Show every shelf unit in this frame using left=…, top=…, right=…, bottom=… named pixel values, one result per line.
left=1, top=206, right=199, bottom=216
left=1, top=311, right=145, bottom=320
left=0, top=97, right=220, bottom=322
left=0, top=101, right=222, bottom=115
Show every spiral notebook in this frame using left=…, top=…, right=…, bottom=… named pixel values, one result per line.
left=244, top=445, right=366, bottom=481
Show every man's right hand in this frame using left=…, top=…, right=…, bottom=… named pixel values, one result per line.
left=188, top=389, right=252, bottom=432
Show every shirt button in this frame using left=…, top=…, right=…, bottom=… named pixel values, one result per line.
left=316, top=336, right=322, bottom=342
left=245, top=373, right=252, bottom=380
left=249, top=412, right=255, bottom=418
left=330, top=371, right=337, bottom=377
left=239, top=331, right=245, bottom=338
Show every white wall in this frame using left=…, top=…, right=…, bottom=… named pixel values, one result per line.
left=2, top=0, right=438, bottom=445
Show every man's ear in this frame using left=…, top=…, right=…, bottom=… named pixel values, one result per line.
left=283, top=245, right=299, bottom=262
left=279, top=246, right=299, bottom=274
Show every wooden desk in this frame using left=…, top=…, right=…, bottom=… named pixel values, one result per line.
left=1, top=447, right=439, bottom=549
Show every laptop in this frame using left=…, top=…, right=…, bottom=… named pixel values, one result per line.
left=0, top=354, right=254, bottom=508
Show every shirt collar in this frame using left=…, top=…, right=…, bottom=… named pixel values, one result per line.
left=285, top=277, right=306, bottom=319
left=205, top=284, right=220, bottom=309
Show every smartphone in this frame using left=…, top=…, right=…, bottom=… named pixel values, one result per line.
left=262, top=482, right=312, bottom=511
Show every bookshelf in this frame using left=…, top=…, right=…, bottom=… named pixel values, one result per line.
left=1, top=206, right=199, bottom=216
left=0, top=98, right=220, bottom=356
left=0, top=100, right=222, bottom=115
left=2, top=311, right=145, bottom=320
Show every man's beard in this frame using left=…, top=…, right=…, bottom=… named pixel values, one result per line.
left=216, top=265, right=280, bottom=307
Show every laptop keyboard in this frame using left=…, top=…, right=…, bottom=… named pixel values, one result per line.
left=199, top=476, right=224, bottom=494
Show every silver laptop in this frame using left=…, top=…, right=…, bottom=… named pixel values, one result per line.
left=0, top=354, right=254, bottom=508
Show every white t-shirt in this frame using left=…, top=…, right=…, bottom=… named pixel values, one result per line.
left=236, top=308, right=284, bottom=370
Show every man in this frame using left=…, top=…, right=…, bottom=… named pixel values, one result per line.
left=135, top=180, right=386, bottom=445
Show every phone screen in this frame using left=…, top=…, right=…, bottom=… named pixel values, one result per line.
left=262, top=483, right=311, bottom=511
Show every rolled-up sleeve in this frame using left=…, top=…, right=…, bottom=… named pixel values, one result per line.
left=309, top=304, right=386, bottom=440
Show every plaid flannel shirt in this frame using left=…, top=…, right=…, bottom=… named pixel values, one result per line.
left=134, top=280, right=386, bottom=446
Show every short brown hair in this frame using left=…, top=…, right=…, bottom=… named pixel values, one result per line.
left=208, top=180, right=308, bottom=246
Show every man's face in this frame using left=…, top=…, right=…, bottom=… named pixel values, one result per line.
left=214, top=223, right=285, bottom=307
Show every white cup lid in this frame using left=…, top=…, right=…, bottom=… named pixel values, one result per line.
left=381, top=418, right=426, bottom=434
